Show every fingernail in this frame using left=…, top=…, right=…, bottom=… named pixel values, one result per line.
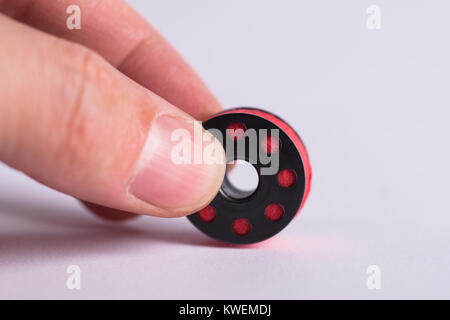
left=129, top=115, right=225, bottom=211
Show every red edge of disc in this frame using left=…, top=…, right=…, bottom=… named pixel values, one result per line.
left=211, top=107, right=312, bottom=217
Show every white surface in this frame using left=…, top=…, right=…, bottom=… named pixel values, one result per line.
left=1, top=0, right=450, bottom=299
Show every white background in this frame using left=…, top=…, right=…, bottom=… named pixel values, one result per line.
left=1, top=0, right=449, bottom=299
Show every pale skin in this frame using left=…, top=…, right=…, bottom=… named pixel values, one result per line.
left=0, top=0, right=227, bottom=219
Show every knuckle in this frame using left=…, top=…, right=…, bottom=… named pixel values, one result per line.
left=55, top=45, right=108, bottom=170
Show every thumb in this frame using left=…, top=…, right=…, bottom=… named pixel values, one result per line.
left=0, top=15, right=225, bottom=217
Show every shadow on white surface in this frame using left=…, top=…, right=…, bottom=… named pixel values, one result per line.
left=0, top=197, right=228, bottom=264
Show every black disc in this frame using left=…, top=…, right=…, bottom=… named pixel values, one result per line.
left=187, top=109, right=308, bottom=244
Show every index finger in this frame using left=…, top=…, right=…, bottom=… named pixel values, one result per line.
left=0, top=0, right=221, bottom=120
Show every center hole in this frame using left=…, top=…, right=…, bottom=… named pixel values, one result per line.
left=220, top=160, right=259, bottom=200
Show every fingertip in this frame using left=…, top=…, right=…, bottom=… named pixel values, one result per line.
left=128, top=115, right=226, bottom=215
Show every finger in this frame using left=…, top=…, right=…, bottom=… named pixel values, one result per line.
left=0, top=0, right=222, bottom=120
left=0, top=0, right=223, bottom=221
left=0, top=15, right=225, bottom=218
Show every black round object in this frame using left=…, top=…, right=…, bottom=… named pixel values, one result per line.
left=187, top=108, right=311, bottom=245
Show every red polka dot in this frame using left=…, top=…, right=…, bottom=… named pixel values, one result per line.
left=265, top=204, right=284, bottom=222
left=227, top=122, right=246, bottom=141
left=262, top=136, right=280, bottom=154
left=277, top=169, right=296, bottom=188
left=198, top=206, right=216, bottom=223
left=232, top=218, right=251, bottom=236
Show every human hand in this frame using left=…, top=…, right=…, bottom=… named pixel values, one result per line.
left=0, top=0, right=226, bottom=219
